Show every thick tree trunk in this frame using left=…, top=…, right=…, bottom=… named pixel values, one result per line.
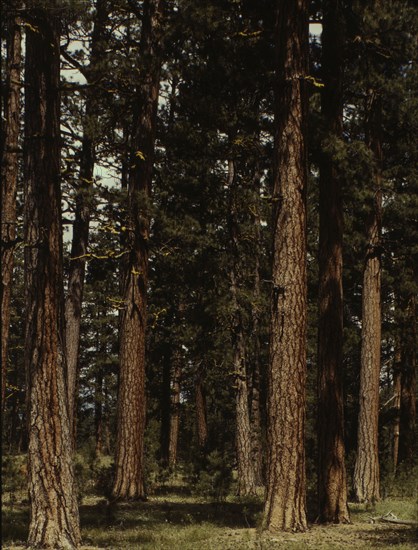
left=65, top=0, right=109, bottom=448
left=1, top=13, right=21, bottom=412
left=317, top=0, right=350, bottom=524
left=227, top=159, right=257, bottom=497
left=353, top=91, right=383, bottom=504
left=168, top=349, right=181, bottom=469
left=23, top=6, right=80, bottom=547
left=398, top=294, right=416, bottom=465
left=113, top=0, right=163, bottom=500
left=263, top=0, right=309, bottom=533
left=195, top=369, right=208, bottom=451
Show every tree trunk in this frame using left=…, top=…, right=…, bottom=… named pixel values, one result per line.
left=195, top=369, right=208, bottom=451
left=398, top=294, right=416, bottom=465
left=113, top=0, right=163, bottom=500
left=392, top=346, right=401, bottom=472
left=250, top=168, right=264, bottom=487
left=317, top=0, right=350, bottom=524
left=353, top=91, right=383, bottom=504
left=1, top=12, right=21, bottom=412
left=227, top=159, right=257, bottom=497
left=65, top=0, right=109, bottom=448
left=263, top=0, right=309, bottom=533
left=160, top=344, right=171, bottom=466
left=23, top=6, right=80, bottom=547
left=168, top=349, right=181, bottom=469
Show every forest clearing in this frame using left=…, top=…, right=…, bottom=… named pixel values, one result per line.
left=2, top=470, right=418, bottom=549
left=1, top=0, right=417, bottom=548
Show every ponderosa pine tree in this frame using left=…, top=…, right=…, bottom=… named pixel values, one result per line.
left=1, top=7, right=21, bottom=412
left=113, top=0, right=164, bottom=500
left=64, top=0, right=109, bottom=447
left=353, top=87, right=383, bottom=504
left=317, top=0, right=350, bottom=523
left=398, top=293, right=416, bottom=465
left=23, top=3, right=80, bottom=546
left=263, top=0, right=309, bottom=532
left=227, top=158, right=257, bottom=497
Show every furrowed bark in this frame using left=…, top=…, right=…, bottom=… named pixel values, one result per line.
left=1, top=11, right=21, bottom=412
left=113, top=0, right=163, bottom=500
left=263, top=0, right=309, bottom=533
left=317, top=0, right=350, bottom=524
left=24, top=5, right=80, bottom=547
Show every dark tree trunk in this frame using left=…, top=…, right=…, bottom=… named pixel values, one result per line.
left=317, top=0, right=350, bottom=524
left=227, top=159, right=257, bottom=497
left=398, top=294, right=416, bottom=465
left=353, top=91, right=383, bottom=503
left=23, top=6, right=80, bottom=547
left=1, top=12, right=21, bottom=412
left=160, top=344, right=171, bottom=466
left=250, top=168, right=265, bottom=488
left=392, top=346, right=401, bottom=472
left=65, top=0, right=109, bottom=448
left=168, top=349, right=181, bottom=469
left=113, top=0, right=163, bottom=500
left=263, top=0, right=309, bottom=533
left=195, top=369, right=208, bottom=451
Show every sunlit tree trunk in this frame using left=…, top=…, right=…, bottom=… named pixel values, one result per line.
left=23, top=5, right=80, bottom=547
left=1, top=11, right=21, bottom=412
left=113, top=0, right=163, bottom=500
left=263, top=0, right=309, bottom=533
left=317, top=0, right=350, bottom=524
left=353, top=90, right=383, bottom=504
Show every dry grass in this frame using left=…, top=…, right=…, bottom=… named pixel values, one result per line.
left=2, top=489, right=417, bottom=549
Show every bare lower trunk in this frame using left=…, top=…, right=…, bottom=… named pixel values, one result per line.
left=1, top=13, right=21, bottom=412
left=24, top=6, right=80, bottom=547
left=317, top=0, right=350, bottom=524
left=353, top=91, right=382, bottom=504
left=263, top=0, right=309, bottom=533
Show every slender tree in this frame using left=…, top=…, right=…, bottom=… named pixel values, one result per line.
left=195, top=367, right=208, bottom=451
left=23, top=4, right=80, bottom=546
left=353, top=90, right=383, bottom=503
left=1, top=8, right=21, bottom=412
left=227, top=158, right=257, bottom=497
left=263, top=0, right=309, bottom=532
left=64, top=0, right=109, bottom=447
left=398, top=293, right=416, bottom=465
left=317, top=0, right=350, bottom=523
left=168, top=347, right=182, bottom=469
left=113, top=0, right=164, bottom=500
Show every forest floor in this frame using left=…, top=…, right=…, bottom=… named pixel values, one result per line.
left=2, top=483, right=417, bottom=549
